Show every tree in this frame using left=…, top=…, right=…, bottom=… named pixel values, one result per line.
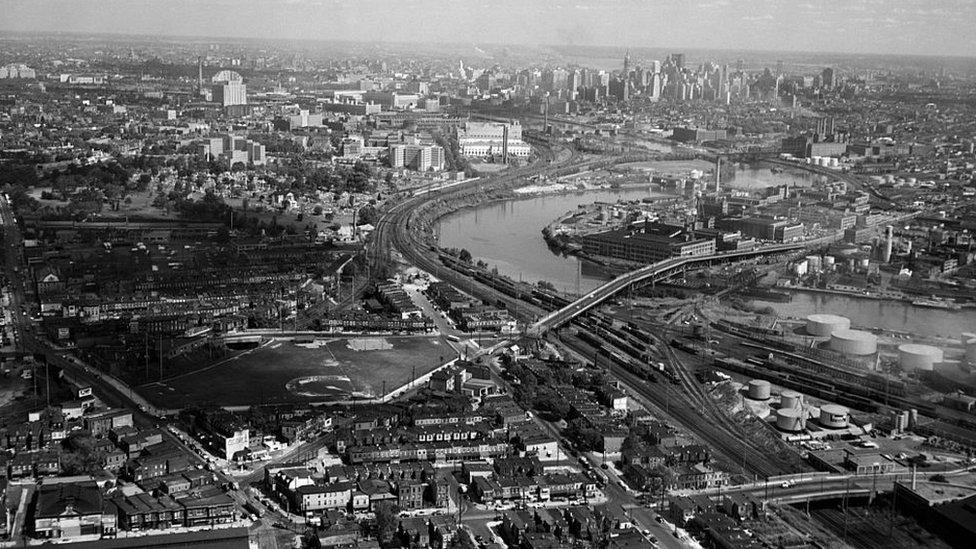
left=458, top=249, right=473, bottom=263
left=373, top=501, right=399, bottom=545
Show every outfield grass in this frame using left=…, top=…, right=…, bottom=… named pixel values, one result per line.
left=137, top=336, right=455, bottom=408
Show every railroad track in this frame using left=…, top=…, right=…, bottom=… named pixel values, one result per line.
left=558, top=330, right=783, bottom=478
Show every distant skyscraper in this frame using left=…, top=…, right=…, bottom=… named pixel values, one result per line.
left=623, top=51, right=631, bottom=76
left=670, top=53, right=685, bottom=70
left=821, top=67, right=836, bottom=89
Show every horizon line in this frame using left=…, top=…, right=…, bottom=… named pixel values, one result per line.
left=1, top=29, right=974, bottom=63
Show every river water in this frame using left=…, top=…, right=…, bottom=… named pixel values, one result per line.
left=751, top=292, right=976, bottom=341
left=436, top=164, right=822, bottom=293
left=434, top=162, right=969, bottom=338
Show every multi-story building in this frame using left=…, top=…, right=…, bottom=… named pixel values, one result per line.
left=33, top=481, right=118, bottom=540
left=211, top=70, right=247, bottom=107
left=389, top=144, right=445, bottom=171
left=581, top=225, right=716, bottom=263
left=457, top=121, right=531, bottom=158
left=199, top=135, right=266, bottom=167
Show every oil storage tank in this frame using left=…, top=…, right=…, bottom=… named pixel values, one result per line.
left=780, top=390, right=802, bottom=410
left=776, top=408, right=805, bottom=432
left=747, top=380, right=771, bottom=400
left=806, top=314, right=850, bottom=337
left=830, top=329, right=878, bottom=356
left=898, top=344, right=943, bottom=372
left=819, top=404, right=849, bottom=428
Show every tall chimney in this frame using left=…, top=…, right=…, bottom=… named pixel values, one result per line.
left=883, top=225, right=893, bottom=263
left=197, top=56, right=204, bottom=95
left=715, top=157, right=722, bottom=193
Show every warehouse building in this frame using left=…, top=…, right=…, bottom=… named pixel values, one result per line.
left=580, top=222, right=716, bottom=263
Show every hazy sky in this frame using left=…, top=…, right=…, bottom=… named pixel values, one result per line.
left=2, top=0, right=973, bottom=57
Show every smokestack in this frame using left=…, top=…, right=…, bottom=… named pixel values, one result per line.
left=715, top=157, right=721, bottom=193
left=502, top=124, right=509, bottom=164
left=883, top=225, right=893, bottom=263
left=197, top=56, right=203, bottom=95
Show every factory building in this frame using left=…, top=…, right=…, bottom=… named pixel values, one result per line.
left=671, top=127, right=728, bottom=143
left=457, top=121, right=531, bottom=158
left=580, top=221, right=716, bottom=264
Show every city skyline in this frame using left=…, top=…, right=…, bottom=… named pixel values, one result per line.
left=2, top=0, right=975, bottom=58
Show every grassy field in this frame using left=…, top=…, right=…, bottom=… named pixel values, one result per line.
left=137, top=336, right=455, bottom=408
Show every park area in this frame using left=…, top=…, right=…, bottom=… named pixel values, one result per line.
left=136, top=335, right=455, bottom=409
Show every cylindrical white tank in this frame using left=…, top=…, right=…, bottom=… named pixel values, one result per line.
left=805, top=255, right=822, bottom=272
left=806, top=314, right=850, bottom=337
left=780, top=390, right=802, bottom=410
left=898, top=344, right=944, bottom=372
left=748, top=380, right=771, bottom=400
left=830, top=329, right=878, bottom=355
left=776, top=408, right=805, bottom=432
left=819, top=404, right=849, bottom=428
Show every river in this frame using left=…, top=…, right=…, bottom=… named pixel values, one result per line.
left=434, top=163, right=965, bottom=339
left=437, top=186, right=659, bottom=294
left=435, top=164, right=825, bottom=293
left=751, top=292, right=976, bottom=341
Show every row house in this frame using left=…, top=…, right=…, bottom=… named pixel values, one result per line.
left=173, top=487, right=237, bottom=527
left=112, top=492, right=185, bottom=531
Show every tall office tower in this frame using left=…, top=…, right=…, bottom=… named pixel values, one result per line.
left=670, top=53, right=685, bottom=70
left=541, top=68, right=555, bottom=91
left=821, top=67, right=835, bottom=89
left=650, top=73, right=661, bottom=101
left=568, top=70, right=581, bottom=99
left=598, top=71, right=611, bottom=95
left=718, top=64, right=729, bottom=99
left=211, top=70, right=247, bottom=106
left=579, top=68, right=591, bottom=88
left=651, top=59, right=661, bottom=74
left=551, top=68, right=569, bottom=91
left=623, top=51, right=631, bottom=77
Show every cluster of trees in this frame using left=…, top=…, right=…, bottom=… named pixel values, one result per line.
left=503, top=359, right=621, bottom=452
left=274, top=159, right=376, bottom=194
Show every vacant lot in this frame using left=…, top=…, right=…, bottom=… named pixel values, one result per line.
left=137, top=336, right=454, bottom=408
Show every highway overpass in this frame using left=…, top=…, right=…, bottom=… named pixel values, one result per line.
left=529, top=243, right=805, bottom=335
